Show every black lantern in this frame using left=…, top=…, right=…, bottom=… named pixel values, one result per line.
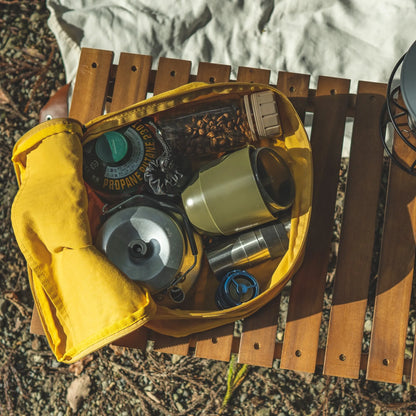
left=380, top=41, right=416, bottom=175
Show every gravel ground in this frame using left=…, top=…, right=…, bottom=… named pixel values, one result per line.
left=2, top=1, right=416, bottom=415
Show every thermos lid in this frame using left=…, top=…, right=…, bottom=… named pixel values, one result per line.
left=244, top=90, right=281, bottom=139
left=215, top=270, right=259, bottom=309
left=96, top=206, right=185, bottom=293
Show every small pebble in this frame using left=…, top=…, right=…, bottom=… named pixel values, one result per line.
left=171, top=354, right=181, bottom=364
left=364, top=319, right=372, bottom=332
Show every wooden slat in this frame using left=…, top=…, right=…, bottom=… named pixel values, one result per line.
left=231, top=65, right=280, bottom=367
left=255, top=71, right=310, bottom=367
left=193, top=62, right=232, bottom=359
left=152, top=57, right=191, bottom=95
left=277, top=71, right=311, bottom=122
left=280, top=76, right=350, bottom=373
left=323, top=81, right=387, bottom=378
left=236, top=67, right=270, bottom=86
left=196, top=62, right=231, bottom=83
left=236, top=66, right=271, bottom=84
left=112, top=327, right=149, bottom=350
left=186, top=65, right=273, bottom=361
left=110, top=53, right=152, bottom=111
left=151, top=332, right=191, bottom=356
left=69, top=48, right=114, bottom=123
left=238, top=297, right=280, bottom=367
left=367, top=97, right=416, bottom=383
left=194, top=64, right=271, bottom=360
left=100, top=52, right=153, bottom=351
left=30, top=303, right=43, bottom=335
left=194, top=324, right=234, bottom=361
left=150, top=57, right=192, bottom=355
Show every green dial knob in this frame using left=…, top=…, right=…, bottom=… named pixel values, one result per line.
left=95, top=131, right=128, bottom=164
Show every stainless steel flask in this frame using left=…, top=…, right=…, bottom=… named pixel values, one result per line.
left=206, top=219, right=291, bottom=276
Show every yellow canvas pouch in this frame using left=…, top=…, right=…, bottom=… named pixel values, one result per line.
left=11, top=82, right=312, bottom=363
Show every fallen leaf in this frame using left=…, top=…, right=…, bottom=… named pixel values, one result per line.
left=0, top=87, right=10, bottom=105
left=67, top=374, right=91, bottom=413
left=31, top=337, right=41, bottom=351
left=109, top=344, right=125, bottom=356
left=68, top=355, right=93, bottom=376
left=22, top=47, right=46, bottom=61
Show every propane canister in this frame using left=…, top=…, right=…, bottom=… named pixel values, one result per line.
left=83, top=121, right=160, bottom=200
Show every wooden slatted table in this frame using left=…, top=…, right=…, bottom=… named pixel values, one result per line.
left=32, top=48, right=416, bottom=385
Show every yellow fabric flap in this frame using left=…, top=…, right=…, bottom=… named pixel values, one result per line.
left=11, top=82, right=312, bottom=363
left=11, top=120, right=156, bottom=363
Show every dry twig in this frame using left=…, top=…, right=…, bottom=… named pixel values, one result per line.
left=3, top=292, right=31, bottom=317
left=115, top=369, right=172, bottom=416
left=0, top=85, right=27, bottom=121
left=0, top=349, right=29, bottom=416
left=2, top=370, right=13, bottom=416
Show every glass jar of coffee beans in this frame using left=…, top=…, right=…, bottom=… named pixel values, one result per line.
left=153, top=91, right=281, bottom=157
